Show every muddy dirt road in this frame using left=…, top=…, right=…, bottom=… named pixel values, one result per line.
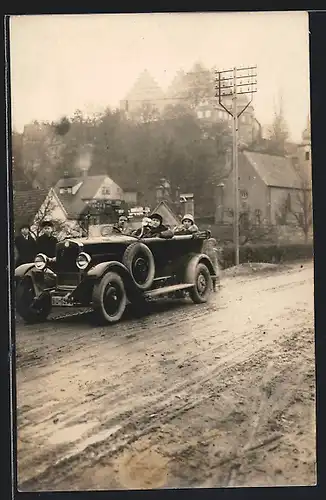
left=15, top=260, right=316, bottom=490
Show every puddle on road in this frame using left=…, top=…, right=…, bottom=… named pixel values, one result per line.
left=73, top=425, right=122, bottom=454
left=48, top=421, right=122, bottom=456
left=48, top=422, right=95, bottom=445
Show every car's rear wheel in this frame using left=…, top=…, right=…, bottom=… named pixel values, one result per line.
left=92, top=271, right=127, bottom=324
left=187, top=263, right=212, bottom=304
left=122, top=242, right=155, bottom=291
left=16, top=276, right=52, bottom=323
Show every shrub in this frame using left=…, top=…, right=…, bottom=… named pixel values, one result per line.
left=220, top=243, right=313, bottom=269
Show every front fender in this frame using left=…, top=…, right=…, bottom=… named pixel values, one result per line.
left=184, top=253, right=217, bottom=282
left=87, top=261, right=130, bottom=280
left=15, top=263, right=35, bottom=278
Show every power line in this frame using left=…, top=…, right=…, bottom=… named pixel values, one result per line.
left=215, top=66, right=258, bottom=266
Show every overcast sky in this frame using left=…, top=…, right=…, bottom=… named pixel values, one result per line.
left=9, top=11, right=310, bottom=142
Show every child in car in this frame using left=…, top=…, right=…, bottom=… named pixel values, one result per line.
left=173, top=214, right=199, bottom=235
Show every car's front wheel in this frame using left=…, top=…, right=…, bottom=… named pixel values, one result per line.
left=16, top=276, right=52, bottom=323
left=92, top=271, right=127, bottom=324
left=188, top=263, right=212, bottom=304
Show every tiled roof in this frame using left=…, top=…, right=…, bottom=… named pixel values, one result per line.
left=53, top=175, right=107, bottom=219
left=243, top=150, right=302, bottom=189
left=13, top=188, right=48, bottom=229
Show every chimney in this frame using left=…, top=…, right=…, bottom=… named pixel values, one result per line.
left=81, top=166, right=88, bottom=180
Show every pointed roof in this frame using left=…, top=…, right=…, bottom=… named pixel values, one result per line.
left=151, top=200, right=180, bottom=227
left=125, top=69, right=165, bottom=102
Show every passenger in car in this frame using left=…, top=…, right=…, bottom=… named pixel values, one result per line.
left=133, top=213, right=173, bottom=239
left=173, top=214, right=199, bottom=235
left=112, top=215, right=133, bottom=235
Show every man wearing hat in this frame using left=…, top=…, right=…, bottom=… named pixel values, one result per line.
left=14, top=223, right=37, bottom=267
left=173, top=214, right=199, bottom=235
left=36, top=221, right=58, bottom=259
left=133, top=213, right=173, bottom=239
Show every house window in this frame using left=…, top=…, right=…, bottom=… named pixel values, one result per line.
left=59, top=187, right=72, bottom=194
left=305, top=151, right=310, bottom=161
left=255, top=209, right=262, bottom=225
left=197, top=110, right=204, bottom=119
left=101, top=186, right=111, bottom=196
left=205, top=109, right=211, bottom=118
left=240, top=189, right=248, bottom=200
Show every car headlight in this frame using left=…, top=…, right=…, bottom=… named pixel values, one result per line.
left=76, top=252, right=91, bottom=270
left=34, top=253, right=48, bottom=270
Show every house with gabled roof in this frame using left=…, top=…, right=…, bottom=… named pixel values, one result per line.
left=32, top=172, right=138, bottom=238
left=216, top=150, right=312, bottom=233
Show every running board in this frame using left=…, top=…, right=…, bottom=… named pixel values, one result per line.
left=145, top=283, right=194, bottom=298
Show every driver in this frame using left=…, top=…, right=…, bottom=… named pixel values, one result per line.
left=133, top=213, right=173, bottom=239
left=112, top=215, right=133, bottom=235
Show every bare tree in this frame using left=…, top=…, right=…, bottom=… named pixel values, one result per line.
left=289, top=185, right=313, bottom=243
left=275, top=184, right=313, bottom=244
left=31, top=192, right=85, bottom=240
left=266, top=94, right=289, bottom=156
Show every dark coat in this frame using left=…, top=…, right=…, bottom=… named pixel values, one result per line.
left=15, top=234, right=37, bottom=266
left=36, top=234, right=58, bottom=258
left=133, top=224, right=173, bottom=239
left=112, top=225, right=133, bottom=236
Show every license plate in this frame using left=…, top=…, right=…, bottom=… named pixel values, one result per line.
left=52, top=295, right=74, bottom=307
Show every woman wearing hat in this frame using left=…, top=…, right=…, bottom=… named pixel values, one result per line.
left=173, top=214, right=199, bottom=235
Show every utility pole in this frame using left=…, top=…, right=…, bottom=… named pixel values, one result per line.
left=215, top=65, right=257, bottom=266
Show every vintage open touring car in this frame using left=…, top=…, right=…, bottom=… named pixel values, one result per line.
left=14, top=231, right=220, bottom=325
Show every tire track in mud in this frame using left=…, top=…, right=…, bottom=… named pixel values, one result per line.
left=18, top=308, right=312, bottom=488
left=16, top=263, right=314, bottom=489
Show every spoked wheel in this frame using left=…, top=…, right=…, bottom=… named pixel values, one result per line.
left=188, top=263, right=212, bottom=304
left=92, top=271, right=127, bottom=325
left=15, top=276, right=52, bottom=323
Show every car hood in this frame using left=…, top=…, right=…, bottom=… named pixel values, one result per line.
left=62, top=235, right=139, bottom=247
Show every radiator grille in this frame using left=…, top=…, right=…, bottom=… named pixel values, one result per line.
left=56, top=272, right=81, bottom=287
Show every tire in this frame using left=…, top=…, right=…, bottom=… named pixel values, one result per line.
left=122, top=242, right=155, bottom=291
left=16, top=276, right=52, bottom=324
left=187, top=262, right=212, bottom=304
left=92, top=271, right=127, bottom=324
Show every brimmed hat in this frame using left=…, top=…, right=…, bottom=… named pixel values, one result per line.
left=119, top=215, right=128, bottom=222
left=20, top=223, right=30, bottom=230
left=182, top=213, right=194, bottom=224
left=150, top=213, right=163, bottom=224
